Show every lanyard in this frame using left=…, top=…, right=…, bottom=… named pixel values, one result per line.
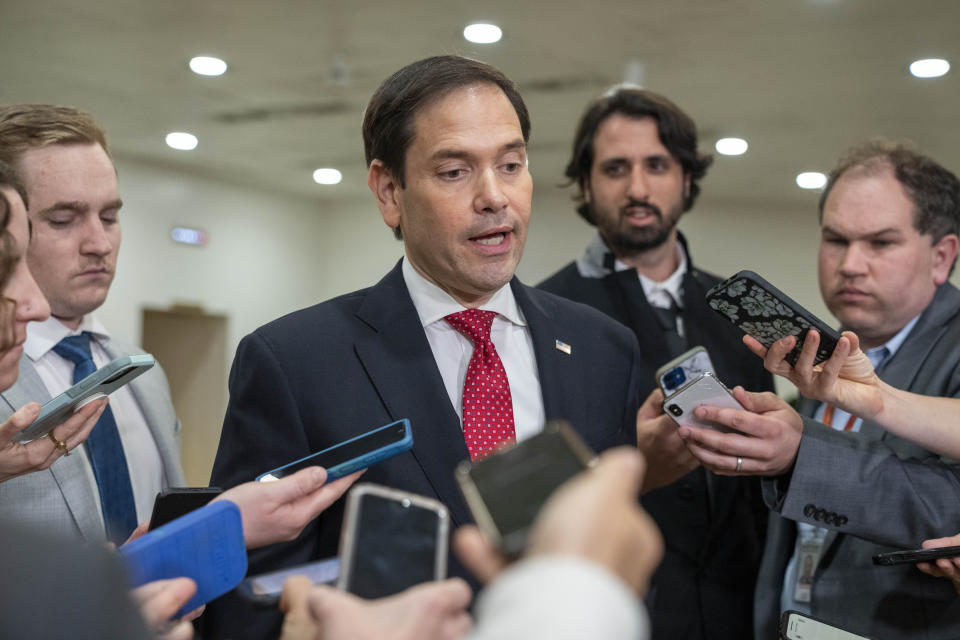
left=822, top=404, right=858, bottom=431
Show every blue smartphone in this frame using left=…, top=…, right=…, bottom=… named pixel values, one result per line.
left=256, top=418, right=413, bottom=483
left=118, top=500, right=247, bottom=617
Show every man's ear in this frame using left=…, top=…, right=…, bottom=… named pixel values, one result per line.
left=367, top=160, right=402, bottom=232
left=582, top=177, right=591, bottom=204
left=683, top=174, right=691, bottom=201
left=931, top=233, right=959, bottom=286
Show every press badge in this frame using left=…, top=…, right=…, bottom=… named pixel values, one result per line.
left=793, top=538, right=824, bottom=603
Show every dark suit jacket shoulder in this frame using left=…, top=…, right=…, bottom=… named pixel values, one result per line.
left=203, top=261, right=642, bottom=639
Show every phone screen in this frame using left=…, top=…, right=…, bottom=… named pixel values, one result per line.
left=247, top=557, right=340, bottom=596
left=344, top=492, right=443, bottom=599
left=783, top=612, right=871, bottom=639
left=259, top=420, right=409, bottom=481
left=464, top=425, right=589, bottom=553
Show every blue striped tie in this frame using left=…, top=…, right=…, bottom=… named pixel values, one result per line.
left=53, top=333, right=137, bottom=544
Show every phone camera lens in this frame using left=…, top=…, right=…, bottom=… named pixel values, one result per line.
left=663, top=367, right=686, bottom=391
left=667, top=404, right=683, bottom=417
left=401, top=498, right=411, bottom=508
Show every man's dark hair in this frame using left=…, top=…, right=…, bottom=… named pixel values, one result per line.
left=362, top=55, right=531, bottom=239
left=818, top=139, right=960, bottom=249
left=564, top=87, right=713, bottom=224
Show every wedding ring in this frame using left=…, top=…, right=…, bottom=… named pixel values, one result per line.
left=736, top=456, right=743, bottom=472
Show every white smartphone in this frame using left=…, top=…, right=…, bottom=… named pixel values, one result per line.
left=662, top=372, right=744, bottom=432
left=15, top=354, right=156, bottom=444
left=237, top=557, right=340, bottom=608
left=336, top=483, right=449, bottom=599
left=780, top=610, right=873, bottom=639
left=655, top=345, right=715, bottom=397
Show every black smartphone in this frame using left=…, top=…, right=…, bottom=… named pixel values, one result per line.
left=455, top=420, right=595, bottom=557
left=706, top=270, right=841, bottom=366
left=237, top=557, right=340, bottom=608
left=780, top=610, right=873, bottom=639
left=148, top=487, right=223, bottom=531
left=873, top=544, right=960, bottom=566
left=336, top=484, right=449, bottom=599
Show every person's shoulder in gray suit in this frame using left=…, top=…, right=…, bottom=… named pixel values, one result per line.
left=0, top=334, right=185, bottom=542
left=755, top=283, right=960, bottom=640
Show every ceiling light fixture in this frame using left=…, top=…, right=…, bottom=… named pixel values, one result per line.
left=189, top=56, right=228, bottom=77
left=909, top=58, right=950, bottom=79
left=715, top=137, right=748, bottom=156
left=313, top=168, right=342, bottom=185
left=463, top=23, right=502, bottom=44
left=796, top=171, right=826, bottom=190
left=165, top=132, right=198, bottom=151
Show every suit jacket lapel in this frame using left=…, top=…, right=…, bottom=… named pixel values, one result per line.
left=4, top=359, right=106, bottom=540
left=353, top=263, right=473, bottom=525
left=511, top=281, right=590, bottom=442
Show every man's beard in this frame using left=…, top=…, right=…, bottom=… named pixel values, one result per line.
left=593, top=198, right=681, bottom=258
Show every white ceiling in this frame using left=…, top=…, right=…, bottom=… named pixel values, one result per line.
left=3, top=0, right=959, bottom=216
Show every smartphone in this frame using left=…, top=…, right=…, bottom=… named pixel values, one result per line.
left=15, top=354, right=156, bottom=444
left=655, top=346, right=715, bottom=397
left=237, top=557, right=340, bottom=608
left=780, top=610, right=873, bottom=639
left=706, top=270, right=841, bottom=366
left=663, top=372, right=744, bottom=432
left=257, top=418, right=413, bottom=483
left=872, top=544, right=960, bottom=566
left=455, top=420, right=595, bottom=557
left=336, top=483, right=448, bottom=599
left=118, top=500, right=247, bottom=617
left=148, top=487, right=223, bottom=531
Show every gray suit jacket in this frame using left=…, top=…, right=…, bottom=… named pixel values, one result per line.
left=755, top=283, right=960, bottom=640
left=0, top=335, right=184, bottom=541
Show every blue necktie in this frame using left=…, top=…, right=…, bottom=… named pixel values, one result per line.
left=53, top=333, right=137, bottom=544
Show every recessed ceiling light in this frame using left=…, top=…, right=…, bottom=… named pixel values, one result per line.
left=165, top=132, right=198, bottom=151
left=796, top=171, right=826, bottom=190
left=313, top=168, right=342, bottom=185
left=715, top=137, right=748, bottom=156
left=463, top=23, right=502, bottom=44
left=189, top=56, right=228, bottom=77
left=909, top=58, right=950, bottom=79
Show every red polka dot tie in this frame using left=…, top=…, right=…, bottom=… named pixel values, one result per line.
left=445, top=309, right=516, bottom=460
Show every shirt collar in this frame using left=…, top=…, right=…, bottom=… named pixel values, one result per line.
left=24, top=315, right=110, bottom=362
left=402, top=257, right=525, bottom=329
left=629, top=245, right=687, bottom=309
left=575, top=232, right=689, bottom=305
left=866, top=314, right=920, bottom=369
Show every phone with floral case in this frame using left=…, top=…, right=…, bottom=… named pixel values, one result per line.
left=706, top=270, right=841, bottom=366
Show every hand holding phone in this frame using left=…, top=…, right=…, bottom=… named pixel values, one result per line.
left=456, top=421, right=595, bottom=557
left=15, top=354, right=155, bottom=444
left=238, top=557, right=340, bottom=608
left=706, top=270, right=841, bottom=366
left=337, top=484, right=449, bottom=599
left=662, top=372, right=744, bottom=432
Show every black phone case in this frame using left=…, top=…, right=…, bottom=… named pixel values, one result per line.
left=706, top=270, right=841, bottom=366
left=873, top=544, right=960, bottom=566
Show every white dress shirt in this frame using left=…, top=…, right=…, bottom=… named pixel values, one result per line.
left=402, top=257, right=546, bottom=443
left=24, top=315, right=165, bottom=523
left=614, top=243, right=688, bottom=336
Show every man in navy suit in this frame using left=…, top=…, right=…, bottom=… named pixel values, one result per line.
left=205, top=55, right=644, bottom=638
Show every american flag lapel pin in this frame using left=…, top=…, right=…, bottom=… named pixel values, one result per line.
left=555, top=339, right=572, bottom=355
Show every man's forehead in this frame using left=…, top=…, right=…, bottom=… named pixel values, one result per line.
left=408, top=84, right=523, bottom=153
left=19, top=143, right=118, bottom=204
left=593, top=114, right=670, bottom=159
left=823, top=165, right=914, bottom=230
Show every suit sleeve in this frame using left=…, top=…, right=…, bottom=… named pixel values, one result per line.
left=763, top=418, right=960, bottom=547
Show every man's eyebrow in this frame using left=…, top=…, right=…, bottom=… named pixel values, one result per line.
left=39, top=199, right=123, bottom=214
left=822, top=225, right=900, bottom=239
left=429, top=139, right=527, bottom=162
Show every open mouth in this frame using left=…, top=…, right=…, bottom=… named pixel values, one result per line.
left=473, top=231, right=507, bottom=246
